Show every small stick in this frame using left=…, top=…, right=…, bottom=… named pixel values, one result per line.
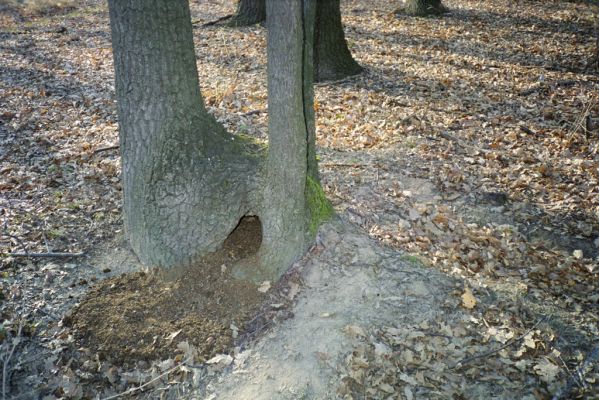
left=438, top=131, right=489, bottom=154
left=519, top=126, right=536, bottom=135
left=2, top=323, right=22, bottom=400
left=93, top=145, right=119, bottom=154
left=552, top=346, right=599, bottom=400
left=2, top=252, right=85, bottom=258
left=100, top=358, right=191, bottom=400
left=450, top=316, right=547, bottom=369
left=242, top=109, right=267, bottom=117
left=194, top=14, right=233, bottom=27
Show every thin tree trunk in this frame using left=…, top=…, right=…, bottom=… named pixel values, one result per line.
left=229, top=0, right=266, bottom=27
left=314, top=0, right=363, bottom=82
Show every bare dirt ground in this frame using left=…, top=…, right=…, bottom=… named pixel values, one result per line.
left=0, top=0, right=598, bottom=398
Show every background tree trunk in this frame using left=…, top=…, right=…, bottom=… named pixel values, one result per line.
left=227, top=0, right=362, bottom=83
left=108, top=0, right=262, bottom=270
left=228, top=0, right=266, bottom=27
left=404, top=0, right=447, bottom=16
left=314, top=0, right=363, bottom=82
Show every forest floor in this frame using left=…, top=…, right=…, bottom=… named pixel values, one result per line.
left=0, top=0, right=598, bottom=398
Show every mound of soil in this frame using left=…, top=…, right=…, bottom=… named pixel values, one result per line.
left=67, top=217, right=266, bottom=365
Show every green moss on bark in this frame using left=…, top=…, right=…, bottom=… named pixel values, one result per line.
left=306, top=176, right=334, bottom=235
left=232, top=133, right=267, bottom=159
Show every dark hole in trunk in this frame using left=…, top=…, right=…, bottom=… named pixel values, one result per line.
left=222, top=215, right=262, bottom=261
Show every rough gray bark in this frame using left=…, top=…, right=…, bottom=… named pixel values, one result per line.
left=227, top=0, right=362, bottom=83
left=108, top=0, right=327, bottom=281
left=229, top=0, right=266, bottom=27
left=404, top=0, right=447, bottom=16
left=314, top=0, right=363, bottom=82
left=236, top=0, right=317, bottom=280
left=108, top=0, right=262, bottom=270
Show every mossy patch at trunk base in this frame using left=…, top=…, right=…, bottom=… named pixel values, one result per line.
left=306, top=176, right=335, bottom=235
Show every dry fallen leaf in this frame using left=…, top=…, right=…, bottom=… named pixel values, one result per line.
left=344, top=324, right=366, bottom=338
left=165, top=329, right=182, bottom=344
left=287, top=282, right=300, bottom=300
left=404, top=386, right=414, bottom=400
left=533, top=358, right=560, bottom=383
left=461, top=288, right=477, bottom=309
left=257, top=281, right=271, bottom=293
left=378, top=382, right=395, bottom=393
left=206, top=354, right=233, bottom=368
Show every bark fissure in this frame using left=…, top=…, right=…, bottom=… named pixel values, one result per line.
left=301, top=0, right=315, bottom=181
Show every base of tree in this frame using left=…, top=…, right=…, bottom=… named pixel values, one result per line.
left=227, top=15, right=264, bottom=27
left=395, top=3, right=448, bottom=17
left=227, top=0, right=265, bottom=28
left=315, top=63, right=363, bottom=83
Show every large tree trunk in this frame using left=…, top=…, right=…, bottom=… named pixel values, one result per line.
left=404, top=0, right=447, bottom=16
left=227, top=0, right=362, bottom=83
left=228, top=0, right=266, bottom=27
left=108, top=0, right=262, bottom=270
left=108, top=0, right=330, bottom=281
left=314, top=0, right=363, bottom=82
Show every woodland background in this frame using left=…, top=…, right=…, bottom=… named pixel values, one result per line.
left=0, top=0, right=597, bottom=398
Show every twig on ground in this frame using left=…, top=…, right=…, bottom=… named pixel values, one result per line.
left=438, top=131, right=489, bottom=154
left=450, top=316, right=547, bottom=369
left=2, top=322, right=23, bottom=400
left=100, top=358, right=191, bottom=400
left=519, top=79, right=580, bottom=96
left=519, top=126, right=537, bottom=135
left=241, top=108, right=267, bottom=117
left=2, top=252, right=85, bottom=258
left=93, top=145, right=119, bottom=154
left=321, top=162, right=366, bottom=168
left=568, top=98, right=596, bottom=140
left=552, top=345, right=599, bottom=400
left=192, top=14, right=233, bottom=27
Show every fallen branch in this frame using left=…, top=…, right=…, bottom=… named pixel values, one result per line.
left=519, top=79, right=581, bottom=96
left=450, top=316, right=547, bottom=369
left=519, top=126, right=537, bottom=135
left=93, top=145, right=119, bottom=154
left=552, top=345, right=599, bottom=400
left=241, top=108, right=267, bottom=117
left=2, top=252, right=85, bottom=258
left=2, top=322, right=22, bottom=400
left=438, top=131, right=489, bottom=154
left=320, top=162, right=366, bottom=168
left=192, top=14, right=233, bottom=27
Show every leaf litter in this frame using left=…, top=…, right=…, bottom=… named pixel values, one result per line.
left=0, top=0, right=598, bottom=398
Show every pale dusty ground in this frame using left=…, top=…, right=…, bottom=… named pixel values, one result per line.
left=202, top=220, right=462, bottom=399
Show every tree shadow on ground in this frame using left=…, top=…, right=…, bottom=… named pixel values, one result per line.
left=350, top=4, right=597, bottom=75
